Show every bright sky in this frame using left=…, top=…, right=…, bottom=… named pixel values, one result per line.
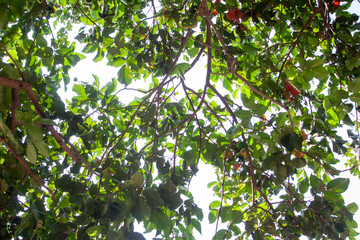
left=59, top=1, right=360, bottom=239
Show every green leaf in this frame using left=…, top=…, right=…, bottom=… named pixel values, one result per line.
left=207, top=181, right=217, bottom=188
left=26, top=141, right=37, bottom=164
left=2, top=1, right=360, bottom=239
left=181, top=149, right=197, bottom=167
left=33, top=116, right=56, bottom=125
left=232, top=210, right=243, bottom=224
left=132, top=196, right=150, bottom=221
left=118, top=65, right=133, bottom=85
left=151, top=209, right=170, bottom=231
left=19, top=212, right=36, bottom=231
left=33, top=140, right=50, bottom=158
left=299, top=177, right=309, bottom=194
left=73, top=84, right=86, bottom=97
left=104, top=78, right=117, bottom=95
left=141, top=104, right=156, bottom=123
left=182, top=18, right=198, bottom=29
left=327, top=108, right=339, bottom=127
left=86, top=226, right=103, bottom=236
left=350, top=93, right=360, bottom=103
left=114, top=4, right=125, bottom=20
left=225, top=0, right=237, bottom=6
left=25, top=123, right=43, bottom=141
left=346, top=54, right=360, bottom=70
left=226, top=123, right=243, bottom=138
left=191, top=218, right=202, bottom=234
left=56, top=195, right=70, bottom=210
left=191, top=203, right=203, bottom=221
left=0, top=4, right=8, bottom=31
left=347, top=203, right=358, bottom=214
left=93, top=48, right=104, bottom=62
left=310, top=175, right=326, bottom=193
left=162, top=192, right=183, bottom=210
left=213, top=229, right=228, bottom=240
left=106, top=202, right=124, bottom=221
left=131, top=232, right=146, bottom=240
left=0, top=117, right=18, bottom=147
left=130, top=172, right=144, bottom=188
left=262, top=155, right=278, bottom=171
left=35, top=34, right=47, bottom=47
left=292, top=157, right=306, bottom=168
left=241, top=43, right=259, bottom=55
left=208, top=209, right=217, bottom=224
left=143, top=189, right=164, bottom=209
left=172, top=63, right=191, bottom=77
left=280, top=132, right=302, bottom=152
left=210, top=200, right=221, bottom=209
left=343, top=114, right=354, bottom=126
left=219, top=205, right=232, bottom=223
left=306, top=58, right=323, bottom=68
left=3, top=63, right=20, bottom=79
left=327, top=178, right=350, bottom=193
left=234, top=109, right=252, bottom=119
left=349, top=78, right=360, bottom=93
left=240, top=86, right=257, bottom=109
left=187, top=48, right=199, bottom=58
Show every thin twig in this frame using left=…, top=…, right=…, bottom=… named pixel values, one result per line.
left=75, top=2, right=100, bottom=27
left=0, top=43, right=26, bottom=81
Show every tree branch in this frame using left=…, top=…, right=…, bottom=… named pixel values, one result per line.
left=0, top=137, right=57, bottom=201
left=0, top=76, right=92, bottom=171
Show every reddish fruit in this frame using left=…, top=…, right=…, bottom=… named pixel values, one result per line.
left=285, top=83, right=300, bottom=96
left=284, top=79, right=300, bottom=97
left=212, top=9, right=218, bottom=15
left=233, top=163, right=241, bottom=171
left=294, top=149, right=304, bottom=158
left=261, top=114, right=266, bottom=131
left=234, top=8, right=243, bottom=19
left=226, top=10, right=235, bottom=21
left=301, top=130, right=307, bottom=140
left=333, top=0, right=340, bottom=10
left=226, top=7, right=243, bottom=23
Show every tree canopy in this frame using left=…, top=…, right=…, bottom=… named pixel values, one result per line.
left=1, top=0, right=360, bottom=239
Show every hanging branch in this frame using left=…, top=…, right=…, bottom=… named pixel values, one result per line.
left=0, top=76, right=92, bottom=171
left=0, top=137, right=57, bottom=201
left=186, top=88, right=227, bottom=132
left=29, top=0, right=47, bottom=54
left=272, top=8, right=321, bottom=96
left=203, top=15, right=294, bottom=127
left=241, top=133, right=274, bottom=211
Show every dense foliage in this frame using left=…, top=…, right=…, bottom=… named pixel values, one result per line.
left=1, top=0, right=360, bottom=239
